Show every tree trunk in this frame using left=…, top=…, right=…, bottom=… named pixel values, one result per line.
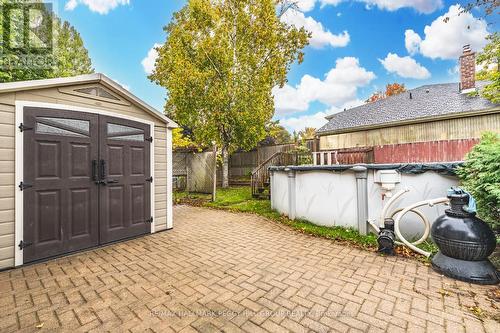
left=221, top=146, right=229, bottom=188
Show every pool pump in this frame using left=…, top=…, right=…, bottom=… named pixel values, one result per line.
left=431, top=189, right=499, bottom=285
left=377, top=218, right=395, bottom=255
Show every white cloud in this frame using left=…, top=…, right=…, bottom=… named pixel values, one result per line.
left=361, top=0, right=443, bottom=14
left=295, top=1, right=442, bottom=13
left=295, top=0, right=343, bottom=12
left=272, top=85, right=309, bottom=114
left=65, top=0, right=130, bottom=15
left=404, top=29, right=421, bottom=55
left=319, top=0, right=344, bottom=8
left=273, top=57, right=375, bottom=115
left=404, top=5, right=489, bottom=60
left=379, top=53, right=430, bottom=79
left=280, top=111, right=329, bottom=132
left=142, top=43, right=161, bottom=75
left=281, top=10, right=349, bottom=48
left=295, top=0, right=317, bottom=12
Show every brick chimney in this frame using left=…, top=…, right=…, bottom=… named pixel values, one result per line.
left=459, top=44, right=476, bottom=92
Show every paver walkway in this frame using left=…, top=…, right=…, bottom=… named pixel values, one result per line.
left=1, top=205, right=499, bottom=332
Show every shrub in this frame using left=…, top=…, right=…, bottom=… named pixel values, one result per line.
left=457, top=132, right=500, bottom=233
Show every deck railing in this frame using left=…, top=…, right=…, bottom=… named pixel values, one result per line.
left=251, top=151, right=312, bottom=198
left=313, top=148, right=374, bottom=165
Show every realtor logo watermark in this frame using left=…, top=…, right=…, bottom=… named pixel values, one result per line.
left=0, top=1, right=56, bottom=70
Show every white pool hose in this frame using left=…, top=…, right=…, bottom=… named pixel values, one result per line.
left=390, top=208, right=429, bottom=246
left=393, top=197, right=449, bottom=257
left=379, top=188, right=409, bottom=227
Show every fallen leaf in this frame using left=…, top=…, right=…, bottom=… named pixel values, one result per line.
left=469, top=306, right=484, bottom=317
left=438, top=289, right=450, bottom=296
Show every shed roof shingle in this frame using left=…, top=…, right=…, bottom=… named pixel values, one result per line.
left=316, top=81, right=498, bottom=134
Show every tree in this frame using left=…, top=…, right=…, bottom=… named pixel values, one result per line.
left=457, top=132, right=500, bottom=233
left=150, top=0, right=309, bottom=187
left=172, top=127, right=199, bottom=150
left=298, top=127, right=316, bottom=141
left=365, top=83, right=406, bottom=103
left=53, top=20, right=93, bottom=78
left=459, top=0, right=498, bottom=16
left=476, top=32, right=499, bottom=104
left=0, top=0, right=93, bottom=82
left=385, top=82, right=406, bottom=97
left=365, top=91, right=385, bottom=103
left=260, top=121, right=291, bottom=146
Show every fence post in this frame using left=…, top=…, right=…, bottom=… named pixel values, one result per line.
left=286, top=168, right=296, bottom=220
left=352, top=165, right=368, bottom=235
left=212, top=144, right=217, bottom=202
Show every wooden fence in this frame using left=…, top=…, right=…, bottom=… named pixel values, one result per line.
left=173, top=143, right=297, bottom=192
left=312, top=139, right=478, bottom=165
left=173, top=151, right=216, bottom=193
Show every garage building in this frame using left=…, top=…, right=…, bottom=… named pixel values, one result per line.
left=0, top=73, right=177, bottom=269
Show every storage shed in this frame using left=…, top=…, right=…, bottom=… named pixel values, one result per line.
left=0, top=73, right=177, bottom=269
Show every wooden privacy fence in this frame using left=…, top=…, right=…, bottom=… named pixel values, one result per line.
left=312, top=139, right=478, bottom=165
left=173, top=151, right=216, bottom=193
left=229, top=143, right=295, bottom=178
left=173, top=143, right=297, bottom=192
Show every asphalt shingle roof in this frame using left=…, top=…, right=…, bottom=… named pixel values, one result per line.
left=317, top=81, right=498, bottom=134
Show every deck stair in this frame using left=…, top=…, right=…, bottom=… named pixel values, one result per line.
left=251, top=151, right=311, bottom=199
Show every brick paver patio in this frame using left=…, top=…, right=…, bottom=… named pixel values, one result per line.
left=1, top=205, right=499, bottom=332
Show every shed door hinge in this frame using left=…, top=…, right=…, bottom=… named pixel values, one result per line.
left=145, top=136, right=153, bottom=142
left=146, top=177, right=153, bottom=183
left=19, top=123, right=33, bottom=132
left=146, top=217, right=153, bottom=224
left=18, top=240, right=33, bottom=250
left=19, top=181, right=33, bottom=191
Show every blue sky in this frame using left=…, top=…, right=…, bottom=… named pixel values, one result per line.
left=57, top=0, right=496, bottom=132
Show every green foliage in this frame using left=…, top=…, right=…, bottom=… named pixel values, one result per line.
left=52, top=20, right=93, bottom=78
left=476, top=32, right=499, bottom=104
left=172, top=127, right=200, bottom=150
left=150, top=0, right=309, bottom=184
left=260, top=120, right=291, bottom=145
left=458, top=132, right=500, bottom=232
left=0, top=0, right=93, bottom=82
left=298, top=127, right=316, bottom=141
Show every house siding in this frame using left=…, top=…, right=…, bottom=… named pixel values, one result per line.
left=0, top=83, right=170, bottom=269
left=319, top=112, right=500, bottom=150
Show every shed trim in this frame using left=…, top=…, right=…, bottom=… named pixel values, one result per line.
left=0, top=73, right=178, bottom=128
left=14, top=100, right=157, bottom=266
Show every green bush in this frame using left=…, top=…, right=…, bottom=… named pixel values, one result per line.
left=457, top=132, right=500, bottom=233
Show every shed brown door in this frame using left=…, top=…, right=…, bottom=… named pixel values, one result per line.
left=23, top=107, right=99, bottom=262
left=98, top=115, right=151, bottom=243
left=23, top=108, right=152, bottom=263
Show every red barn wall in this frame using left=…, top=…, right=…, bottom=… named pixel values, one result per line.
left=373, top=139, right=479, bottom=163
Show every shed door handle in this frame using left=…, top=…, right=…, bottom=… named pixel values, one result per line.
left=92, top=160, right=99, bottom=183
left=99, top=160, right=106, bottom=181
